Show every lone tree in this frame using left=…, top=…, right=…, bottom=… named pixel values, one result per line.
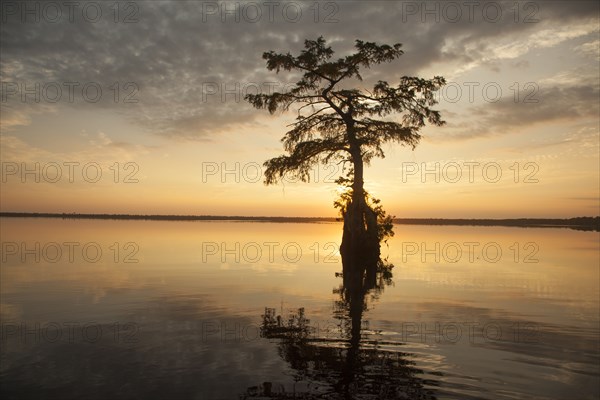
left=246, top=37, right=445, bottom=257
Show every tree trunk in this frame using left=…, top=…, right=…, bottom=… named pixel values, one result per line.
left=340, top=147, right=380, bottom=264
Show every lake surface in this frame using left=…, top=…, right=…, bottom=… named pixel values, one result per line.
left=1, top=218, right=598, bottom=399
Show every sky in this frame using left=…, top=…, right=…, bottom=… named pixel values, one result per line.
left=0, top=0, right=598, bottom=218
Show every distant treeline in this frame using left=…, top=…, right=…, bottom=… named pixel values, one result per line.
left=393, top=217, right=600, bottom=231
left=1, top=212, right=598, bottom=231
left=0, top=212, right=333, bottom=223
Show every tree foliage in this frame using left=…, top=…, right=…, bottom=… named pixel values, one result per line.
left=245, top=36, right=446, bottom=186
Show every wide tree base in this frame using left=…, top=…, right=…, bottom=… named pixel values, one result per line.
left=339, top=199, right=381, bottom=287
left=340, top=199, right=380, bottom=253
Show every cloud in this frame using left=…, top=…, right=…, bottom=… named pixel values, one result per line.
left=438, top=78, right=600, bottom=140
left=0, top=131, right=154, bottom=165
left=575, top=39, right=600, bottom=60
left=1, top=0, right=598, bottom=140
left=0, top=105, right=32, bottom=131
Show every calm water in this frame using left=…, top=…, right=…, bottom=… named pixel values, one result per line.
left=1, top=218, right=598, bottom=399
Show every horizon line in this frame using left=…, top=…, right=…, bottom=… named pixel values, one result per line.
left=1, top=212, right=598, bottom=231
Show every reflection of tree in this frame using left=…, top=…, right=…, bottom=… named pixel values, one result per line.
left=241, top=249, right=439, bottom=399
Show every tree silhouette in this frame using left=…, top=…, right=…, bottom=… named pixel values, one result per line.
left=246, top=37, right=446, bottom=256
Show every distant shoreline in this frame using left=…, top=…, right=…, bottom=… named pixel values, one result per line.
left=1, top=212, right=598, bottom=231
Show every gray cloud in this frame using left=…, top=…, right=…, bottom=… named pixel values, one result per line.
left=438, top=81, right=600, bottom=140
left=1, top=0, right=598, bottom=140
